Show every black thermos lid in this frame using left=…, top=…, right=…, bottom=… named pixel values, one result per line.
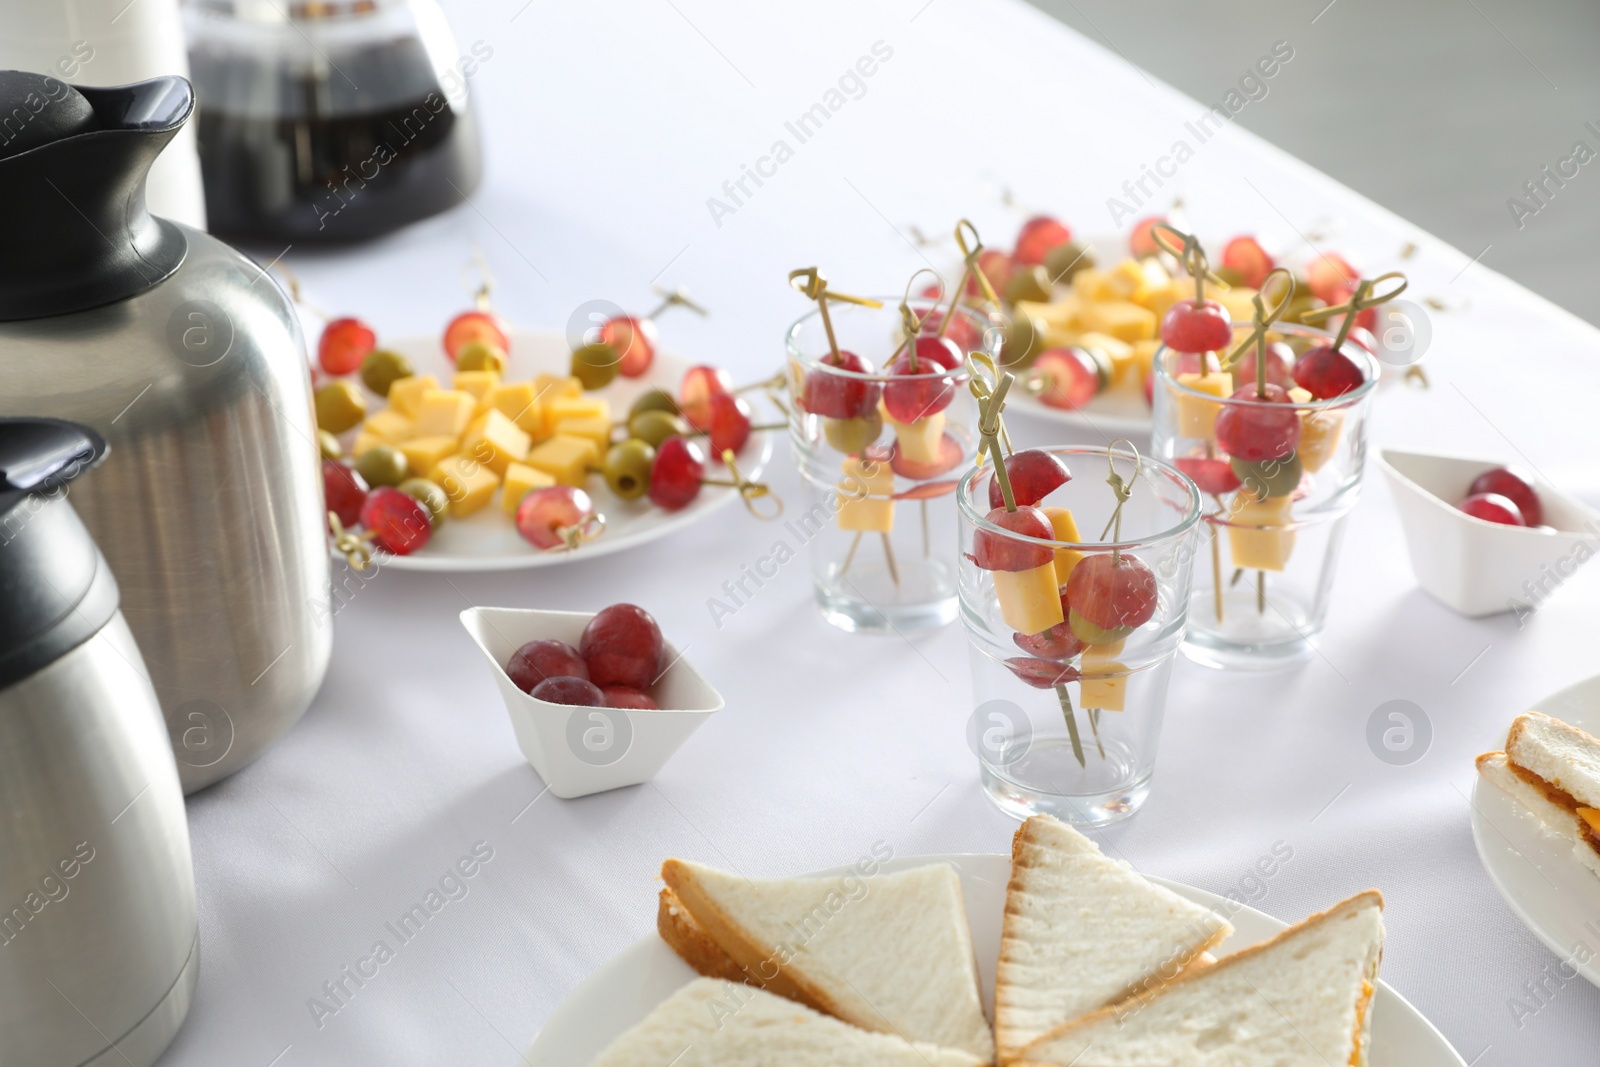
left=0, top=419, right=119, bottom=692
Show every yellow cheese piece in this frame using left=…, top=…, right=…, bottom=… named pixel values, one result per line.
left=1077, top=331, right=1134, bottom=390
left=387, top=374, right=439, bottom=419
left=461, top=408, right=532, bottom=476
left=556, top=415, right=613, bottom=452
left=1145, top=280, right=1189, bottom=323
left=836, top=456, right=894, bottom=533
left=1039, top=507, right=1085, bottom=584
left=361, top=408, right=415, bottom=443
left=1298, top=407, right=1346, bottom=472
left=547, top=395, right=611, bottom=427
left=1071, top=268, right=1116, bottom=302
left=1080, top=642, right=1127, bottom=711
left=1107, top=257, right=1168, bottom=305
left=1017, top=295, right=1082, bottom=335
left=1130, top=339, right=1161, bottom=390
left=1212, top=286, right=1259, bottom=324
left=486, top=382, right=544, bottom=438
left=1078, top=299, right=1157, bottom=343
left=429, top=453, right=501, bottom=517
left=350, top=431, right=384, bottom=458
left=886, top=410, right=946, bottom=465
left=533, top=373, right=583, bottom=403
left=413, top=389, right=478, bottom=438
left=452, top=369, right=501, bottom=401
left=399, top=435, right=459, bottom=478
left=526, top=434, right=600, bottom=487
left=1174, top=371, right=1234, bottom=439
left=1579, top=808, right=1600, bottom=835
left=1228, top=494, right=1296, bottom=571
left=994, top=562, right=1063, bottom=635
left=501, top=461, right=556, bottom=515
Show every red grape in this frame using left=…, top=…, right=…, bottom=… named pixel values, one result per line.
left=444, top=310, right=509, bottom=361
left=359, top=487, right=432, bottom=556
left=1129, top=216, right=1167, bottom=258
left=1014, top=216, right=1074, bottom=266
left=1214, top=384, right=1301, bottom=463
left=989, top=449, right=1071, bottom=509
left=970, top=249, right=1016, bottom=299
left=529, top=676, right=605, bottom=707
left=1234, top=340, right=1294, bottom=390
left=888, top=431, right=963, bottom=480
left=1005, top=657, right=1081, bottom=690
left=516, top=486, right=596, bottom=549
left=919, top=308, right=981, bottom=352
left=318, top=317, right=376, bottom=376
left=1292, top=344, right=1366, bottom=399
left=706, top=392, right=752, bottom=455
left=801, top=350, right=881, bottom=419
left=1160, top=299, right=1233, bottom=353
left=650, top=436, right=706, bottom=510
left=883, top=352, right=956, bottom=423
left=603, top=687, right=660, bottom=710
left=1012, top=604, right=1084, bottom=661
left=914, top=334, right=964, bottom=370
left=601, top=315, right=660, bottom=378
left=1174, top=456, right=1241, bottom=496
left=322, top=459, right=369, bottom=528
left=1222, top=236, right=1274, bottom=289
left=1066, top=553, right=1158, bottom=634
left=1467, top=467, right=1543, bottom=527
left=507, top=639, right=588, bottom=693
left=1306, top=254, right=1357, bottom=305
left=1458, top=492, right=1526, bottom=527
left=581, top=604, right=665, bottom=690
left=1033, top=347, right=1101, bottom=411
left=973, top=505, right=1055, bottom=571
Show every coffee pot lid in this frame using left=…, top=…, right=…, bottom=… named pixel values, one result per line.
left=0, top=419, right=119, bottom=692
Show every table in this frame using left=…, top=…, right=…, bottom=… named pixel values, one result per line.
left=158, top=0, right=1600, bottom=1063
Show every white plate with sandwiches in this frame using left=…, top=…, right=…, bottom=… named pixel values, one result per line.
left=528, top=815, right=1464, bottom=1065
left=1473, top=674, right=1600, bottom=986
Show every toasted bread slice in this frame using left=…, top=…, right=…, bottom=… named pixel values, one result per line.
left=994, top=815, right=1232, bottom=1060
left=1506, top=712, right=1600, bottom=809
left=1017, top=891, right=1385, bottom=1067
left=658, top=887, right=747, bottom=983
left=660, top=859, right=994, bottom=1062
left=1478, top=751, right=1600, bottom=880
left=590, top=978, right=986, bottom=1066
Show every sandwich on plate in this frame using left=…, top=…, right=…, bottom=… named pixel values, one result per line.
left=657, top=858, right=994, bottom=1062
left=1478, top=710, right=1600, bottom=878
left=994, top=814, right=1232, bottom=1060
left=589, top=977, right=986, bottom=1067
left=1014, top=890, right=1385, bottom=1067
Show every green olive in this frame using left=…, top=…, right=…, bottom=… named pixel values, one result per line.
left=1068, top=608, right=1132, bottom=646
left=1279, top=293, right=1326, bottom=326
left=1044, top=240, right=1093, bottom=284
left=359, top=348, right=413, bottom=397
left=603, top=439, right=656, bottom=500
left=823, top=412, right=882, bottom=455
left=456, top=340, right=507, bottom=375
left=397, top=478, right=449, bottom=526
left=317, top=429, right=343, bottom=460
left=1231, top=453, right=1303, bottom=500
left=315, top=380, right=366, bottom=434
left=570, top=342, right=620, bottom=390
left=629, top=387, right=681, bottom=420
left=628, top=410, right=689, bottom=448
left=999, top=311, right=1046, bottom=369
left=355, top=444, right=409, bottom=488
left=1004, top=264, right=1053, bottom=306
left=1214, top=266, right=1245, bottom=289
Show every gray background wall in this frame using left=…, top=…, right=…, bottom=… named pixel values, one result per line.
left=1026, top=0, right=1600, bottom=325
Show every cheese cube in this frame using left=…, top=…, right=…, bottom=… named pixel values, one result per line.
left=452, top=369, right=500, bottom=401
left=1213, top=286, right=1260, bottom=324
left=1228, top=494, right=1296, bottom=571
left=526, top=434, right=600, bottom=487
left=350, top=431, right=384, bottom=458
left=461, top=408, right=532, bottom=476
left=1107, top=257, right=1167, bottom=305
left=1080, top=643, right=1127, bottom=711
left=361, top=408, right=415, bottom=443
left=557, top=415, right=613, bottom=453
left=994, top=562, right=1064, bottom=635
left=547, top=395, right=611, bottom=427
left=1072, top=268, right=1116, bottom=302
left=1017, top=296, right=1083, bottom=349
left=1077, top=331, right=1134, bottom=390
left=1078, top=299, right=1156, bottom=343
left=836, top=456, right=894, bottom=532
left=501, top=461, right=556, bottom=515
left=387, top=374, right=439, bottom=419
left=486, top=382, right=544, bottom=437
left=887, top=411, right=946, bottom=466
left=1173, top=371, right=1233, bottom=439
left=399, top=435, right=458, bottom=478
left=1298, top=408, right=1345, bottom=472
left=1145, top=280, right=1189, bottom=323
left=413, top=389, right=477, bottom=438
left=1040, top=507, right=1084, bottom=583
left=429, top=453, right=501, bottom=517
left=1130, top=340, right=1161, bottom=390
left=533, top=373, right=583, bottom=403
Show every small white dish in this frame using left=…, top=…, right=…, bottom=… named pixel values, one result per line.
left=525, top=852, right=1466, bottom=1065
left=1471, top=674, right=1600, bottom=988
left=1378, top=448, right=1599, bottom=617
left=459, top=607, right=724, bottom=799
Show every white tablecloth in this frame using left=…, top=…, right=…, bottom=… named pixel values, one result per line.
left=159, top=1, right=1600, bottom=1063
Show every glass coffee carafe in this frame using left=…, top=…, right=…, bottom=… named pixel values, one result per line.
left=184, top=0, right=484, bottom=243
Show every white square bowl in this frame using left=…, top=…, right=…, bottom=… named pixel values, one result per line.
left=1378, top=448, right=1600, bottom=617
left=459, top=607, right=724, bottom=799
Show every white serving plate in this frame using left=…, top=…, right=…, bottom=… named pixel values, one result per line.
left=1472, top=673, right=1600, bottom=987
left=526, top=852, right=1465, bottom=1065
left=336, top=330, right=772, bottom=572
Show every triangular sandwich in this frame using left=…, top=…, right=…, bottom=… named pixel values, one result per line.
left=1479, top=711, right=1600, bottom=879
